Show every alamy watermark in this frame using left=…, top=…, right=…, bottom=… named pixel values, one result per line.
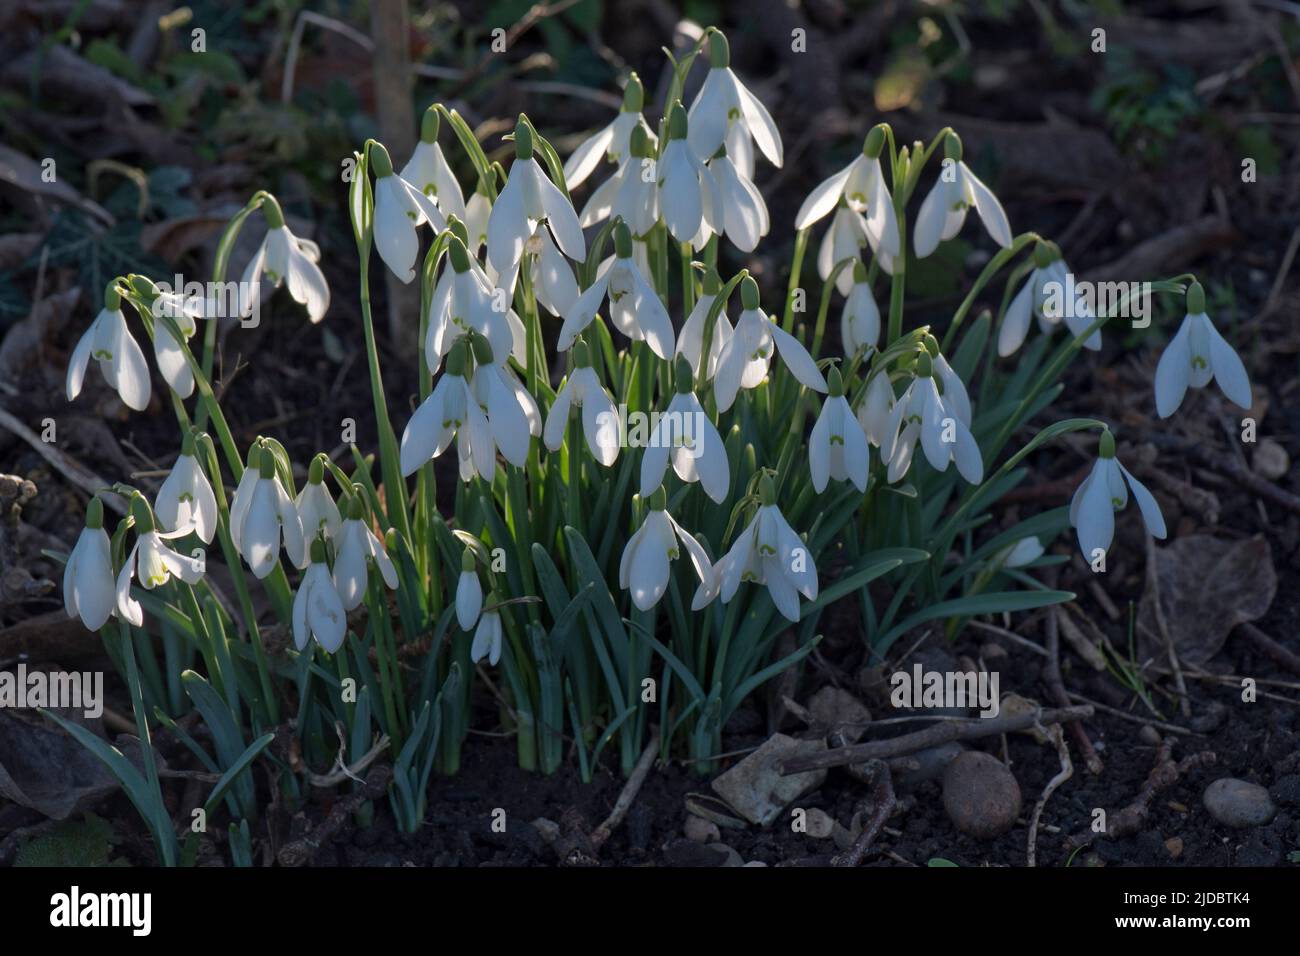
left=0, top=664, right=103, bottom=719
left=1041, top=274, right=1152, bottom=328
left=890, top=664, right=1000, bottom=717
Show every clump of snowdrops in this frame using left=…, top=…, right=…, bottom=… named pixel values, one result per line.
left=53, top=27, right=1249, bottom=864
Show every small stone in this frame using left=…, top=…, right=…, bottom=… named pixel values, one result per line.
left=1165, top=836, right=1183, bottom=859
left=1203, top=778, right=1277, bottom=829
left=979, top=642, right=1008, bottom=661
left=942, top=751, right=1022, bottom=840
left=807, top=686, right=871, bottom=744
left=684, top=815, right=720, bottom=843
left=898, top=742, right=965, bottom=789
left=1253, top=439, right=1289, bottom=481
left=741, top=860, right=768, bottom=867
left=803, top=807, right=836, bottom=839
left=1139, top=725, right=1162, bottom=746
left=1189, top=701, right=1227, bottom=734
left=530, top=817, right=560, bottom=843
left=711, top=733, right=827, bottom=826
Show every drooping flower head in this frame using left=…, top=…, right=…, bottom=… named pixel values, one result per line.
left=714, top=276, right=827, bottom=412
left=715, top=476, right=817, bottom=623
left=881, top=342, right=982, bottom=485
left=841, top=261, right=881, bottom=358
left=810, top=367, right=870, bottom=494
left=66, top=281, right=150, bottom=412
left=470, top=594, right=504, bottom=666
left=116, top=493, right=205, bottom=627
left=64, top=496, right=116, bottom=632
left=370, top=141, right=448, bottom=283
left=239, top=193, right=330, bottom=324
left=293, top=537, right=347, bottom=654
left=333, top=491, right=399, bottom=611
left=914, top=132, right=1011, bottom=259
left=579, top=121, right=659, bottom=238
left=687, top=30, right=783, bottom=176
left=487, top=116, right=586, bottom=289
left=229, top=439, right=305, bottom=578
left=544, top=339, right=621, bottom=467
left=1154, top=281, right=1251, bottom=418
left=558, top=219, right=674, bottom=359
left=798, top=125, right=899, bottom=277
left=998, top=240, right=1098, bottom=357
left=619, top=488, right=717, bottom=612
left=676, top=266, right=733, bottom=382
left=1070, top=428, right=1166, bottom=562
left=154, top=432, right=218, bottom=544
left=564, top=72, right=648, bottom=190
left=657, top=102, right=723, bottom=246
left=639, top=357, right=730, bottom=504
left=296, top=454, right=343, bottom=545
left=456, top=547, right=484, bottom=632
left=400, top=106, right=467, bottom=225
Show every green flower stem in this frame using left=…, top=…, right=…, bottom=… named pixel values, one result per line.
left=567, top=413, right=583, bottom=533
left=356, top=251, right=413, bottom=546
left=197, top=192, right=265, bottom=431
left=681, top=242, right=696, bottom=315
left=366, top=570, right=405, bottom=751
left=196, top=433, right=280, bottom=725
left=781, top=228, right=810, bottom=333
left=940, top=232, right=1039, bottom=353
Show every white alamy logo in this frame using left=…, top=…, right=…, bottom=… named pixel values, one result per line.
left=890, top=665, right=1000, bottom=718
left=49, top=887, right=151, bottom=937
left=1040, top=273, right=1152, bottom=328
left=0, top=664, right=103, bottom=719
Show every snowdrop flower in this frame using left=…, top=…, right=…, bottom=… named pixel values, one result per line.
left=238, top=195, right=330, bottom=323
left=797, top=126, right=899, bottom=275
left=486, top=117, right=585, bottom=286
left=147, top=283, right=205, bottom=399
left=468, top=336, right=535, bottom=473
left=229, top=442, right=304, bottom=579
left=115, top=495, right=204, bottom=628
left=295, top=455, right=342, bottom=547
left=470, top=599, right=503, bottom=666
left=154, top=434, right=217, bottom=544
left=640, top=358, right=730, bottom=503
left=706, top=148, right=768, bottom=251
left=998, top=241, right=1098, bottom=356
left=1002, top=536, right=1044, bottom=568
left=1154, top=281, right=1251, bottom=418
left=1070, top=429, right=1166, bottom=562
left=619, top=489, right=717, bottom=611
left=817, top=205, right=872, bottom=295
left=841, top=262, right=880, bottom=357
left=558, top=221, right=675, bottom=359
left=66, top=284, right=150, bottom=412
left=370, top=141, right=447, bottom=283
left=333, top=494, right=399, bottom=611
left=578, top=123, right=659, bottom=237
left=456, top=549, right=483, bottom=631
left=714, top=277, right=827, bottom=413
left=810, top=368, right=869, bottom=493
left=464, top=183, right=492, bottom=254
left=657, top=103, right=723, bottom=246
left=502, top=223, right=580, bottom=318
left=399, top=340, right=496, bottom=481
left=914, top=133, right=1011, bottom=259
left=564, top=73, right=647, bottom=190
left=676, top=267, right=733, bottom=381
left=292, top=539, right=347, bottom=654
left=856, top=367, right=896, bottom=449
left=400, top=107, right=466, bottom=225
left=544, top=340, right=621, bottom=466
left=715, top=477, right=816, bottom=623
left=687, top=30, right=782, bottom=171
left=63, top=497, right=115, bottom=632
left=881, top=349, right=982, bottom=484
left=425, top=237, right=515, bottom=373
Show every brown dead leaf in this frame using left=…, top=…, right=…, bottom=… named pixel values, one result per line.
left=1137, top=535, right=1276, bottom=669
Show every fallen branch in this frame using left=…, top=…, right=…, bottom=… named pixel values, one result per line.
left=277, top=763, right=392, bottom=867
left=1027, top=722, right=1072, bottom=867
left=778, top=705, right=1094, bottom=775
left=1237, top=622, right=1300, bottom=679
left=1045, top=605, right=1103, bottom=774
left=1145, top=432, right=1300, bottom=516
left=1065, top=741, right=1215, bottom=850
left=590, top=735, right=658, bottom=850
left=831, top=760, right=896, bottom=867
